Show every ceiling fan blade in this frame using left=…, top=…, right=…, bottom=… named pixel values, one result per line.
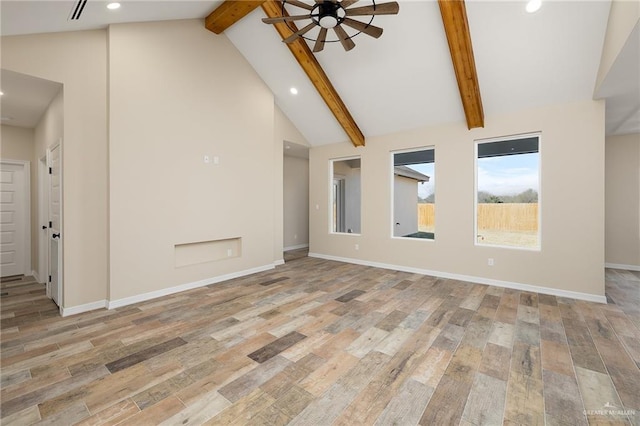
left=283, top=22, right=317, bottom=43
left=341, top=17, right=383, bottom=38
left=346, top=2, right=399, bottom=16
left=334, top=25, right=355, bottom=51
left=313, top=28, right=328, bottom=52
left=285, top=0, right=313, bottom=11
left=341, top=0, right=359, bottom=8
left=262, top=14, right=314, bottom=24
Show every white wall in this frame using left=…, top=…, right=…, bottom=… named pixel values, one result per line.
left=284, top=155, right=309, bottom=250
left=310, top=100, right=606, bottom=300
left=32, top=90, right=64, bottom=283
left=2, top=31, right=108, bottom=308
left=394, top=175, right=419, bottom=237
left=345, top=168, right=361, bottom=234
left=1, top=125, right=34, bottom=160
left=596, top=0, right=640, bottom=91
left=108, top=20, right=276, bottom=301
left=605, top=133, right=640, bottom=269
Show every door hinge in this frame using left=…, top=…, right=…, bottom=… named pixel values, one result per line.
left=48, top=275, right=52, bottom=283
left=49, top=167, right=52, bottom=174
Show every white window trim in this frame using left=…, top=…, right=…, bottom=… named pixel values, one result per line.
left=474, top=132, right=542, bottom=251
left=390, top=146, right=436, bottom=242
left=329, top=156, right=362, bottom=236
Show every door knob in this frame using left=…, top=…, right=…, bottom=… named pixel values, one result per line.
left=52, top=233, right=60, bottom=239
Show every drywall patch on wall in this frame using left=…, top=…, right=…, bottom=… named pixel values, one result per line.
left=175, top=237, right=241, bottom=267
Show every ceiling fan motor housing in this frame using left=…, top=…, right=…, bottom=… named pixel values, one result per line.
left=314, top=1, right=345, bottom=29
left=266, top=0, right=399, bottom=52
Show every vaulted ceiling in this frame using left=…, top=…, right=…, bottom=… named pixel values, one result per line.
left=205, top=0, right=484, bottom=147
left=1, top=0, right=633, bottom=146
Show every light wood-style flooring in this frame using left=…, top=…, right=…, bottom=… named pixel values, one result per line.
left=1, top=252, right=639, bottom=425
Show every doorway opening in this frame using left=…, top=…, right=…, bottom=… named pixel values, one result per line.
left=283, top=141, right=310, bottom=262
left=1, top=68, right=64, bottom=310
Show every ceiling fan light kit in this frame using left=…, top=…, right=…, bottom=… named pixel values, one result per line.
left=316, top=2, right=345, bottom=28
left=262, top=0, right=400, bottom=52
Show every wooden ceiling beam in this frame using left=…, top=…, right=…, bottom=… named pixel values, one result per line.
left=261, top=1, right=365, bottom=147
left=438, top=0, right=484, bottom=129
left=205, top=0, right=365, bottom=146
left=205, top=0, right=266, bottom=34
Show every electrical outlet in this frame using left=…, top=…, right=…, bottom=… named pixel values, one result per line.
left=227, top=249, right=232, bottom=257
left=355, top=244, right=359, bottom=250
left=488, top=258, right=494, bottom=266
left=204, top=155, right=210, bottom=163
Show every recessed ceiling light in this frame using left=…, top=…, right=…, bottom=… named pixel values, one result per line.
left=290, top=87, right=298, bottom=95
left=0, top=91, right=4, bottom=96
left=526, top=0, right=542, bottom=13
left=107, top=2, right=121, bottom=10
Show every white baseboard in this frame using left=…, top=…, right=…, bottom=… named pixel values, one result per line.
left=605, top=263, right=640, bottom=272
left=61, top=300, right=107, bottom=317
left=107, top=264, right=276, bottom=310
left=309, top=252, right=607, bottom=304
left=284, top=243, right=309, bottom=251
left=31, top=270, right=41, bottom=284
left=59, top=264, right=277, bottom=316
left=274, top=259, right=285, bottom=266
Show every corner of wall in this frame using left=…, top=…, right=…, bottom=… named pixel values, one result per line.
left=595, top=1, right=640, bottom=92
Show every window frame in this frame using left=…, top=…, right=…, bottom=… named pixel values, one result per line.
left=474, top=132, right=542, bottom=251
left=390, top=146, right=436, bottom=241
left=329, top=156, right=362, bottom=236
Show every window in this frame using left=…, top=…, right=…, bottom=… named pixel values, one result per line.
left=392, top=148, right=435, bottom=239
left=476, top=134, right=540, bottom=249
left=330, top=157, right=361, bottom=234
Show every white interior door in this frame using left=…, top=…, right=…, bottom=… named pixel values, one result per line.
left=0, top=161, right=29, bottom=277
left=48, top=144, right=62, bottom=307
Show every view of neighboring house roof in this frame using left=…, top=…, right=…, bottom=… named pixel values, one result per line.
left=394, top=165, right=429, bottom=183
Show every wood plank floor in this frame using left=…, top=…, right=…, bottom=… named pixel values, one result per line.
left=1, top=253, right=639, bottom=425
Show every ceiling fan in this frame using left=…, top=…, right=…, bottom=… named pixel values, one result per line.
left=262, top=0, right=400, bottom=52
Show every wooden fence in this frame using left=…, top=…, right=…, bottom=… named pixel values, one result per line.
left=418, top=203, right=435, bottom=230
left=418, top=203, right=538, bottom=232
